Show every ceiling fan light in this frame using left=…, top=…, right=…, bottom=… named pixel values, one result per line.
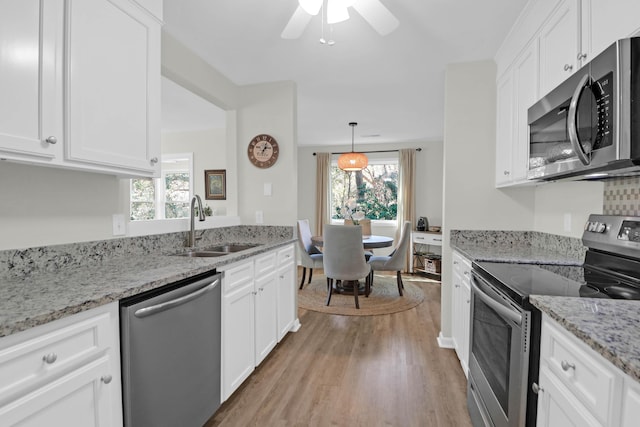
left=299, top=0, right=322, bottom=15
left=327, top=0, right=350, bottom=24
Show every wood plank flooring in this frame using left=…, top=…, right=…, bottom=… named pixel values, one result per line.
left=205, top=273, right=472, bottom=427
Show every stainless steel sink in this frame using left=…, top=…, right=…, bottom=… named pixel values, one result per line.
left=202, top=244, right=260, bottom=253
left=174, top=250, right=227, bottom=258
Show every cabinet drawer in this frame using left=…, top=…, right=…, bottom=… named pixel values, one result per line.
left=413, top=233, right=443, bottom=246
left=277, top=244, right=295, bottom=265
left=222, top=260, right=254, bottom=294
left=0, top=310, right=112, bottom=403
left=540, top=318, right=619, bottom=424
left=255, top=252, right=277, bottom=276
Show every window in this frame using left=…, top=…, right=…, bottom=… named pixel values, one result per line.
left=130, top=154, right=193, bottom=221
left=330, top=159, right=398, bottom=221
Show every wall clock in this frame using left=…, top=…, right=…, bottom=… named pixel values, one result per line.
left=248, top=134, right=279, bottom=168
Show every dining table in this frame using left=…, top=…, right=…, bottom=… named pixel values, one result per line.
left=310, top=234, right=394, bottom=295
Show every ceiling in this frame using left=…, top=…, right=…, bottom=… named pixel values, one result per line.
left=162, top=0, right=528, bottom=147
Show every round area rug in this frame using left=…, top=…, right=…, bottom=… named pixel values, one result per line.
left=298, top=272, right=431, bottom=316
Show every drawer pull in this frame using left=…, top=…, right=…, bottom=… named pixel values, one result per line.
left=532, top=382, right=544, bottom=394
left=561, top=360, right=576, bottom=371
left=42, top=353, right=57, bottom=364
left=101, top=374, right=113, bottom=384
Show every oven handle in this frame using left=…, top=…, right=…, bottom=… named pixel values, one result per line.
left=471, top=274, right=522, bottom=326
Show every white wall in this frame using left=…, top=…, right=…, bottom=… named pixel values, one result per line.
left=296, top=140, right=444, bottom=237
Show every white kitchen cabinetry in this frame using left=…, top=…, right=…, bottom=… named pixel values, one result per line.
left=539, top=0, right=580, bottom=96
left=535, top=314, right=640, bottom=427
left=0, top=303, right=122, bottom=426
left=496, top=41, right=539, bottom=187
left=451, top=250, right=471, bottom=377
left=276, top=244, right=297, bottom=341
left=581, top=0, right=640, bottom=64
left=221, top=245, right=299, bottom=402
left=0, top=0, right=161, bottom=177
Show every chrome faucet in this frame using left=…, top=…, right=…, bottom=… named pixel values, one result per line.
left=189, top=195, right=206, bottom=248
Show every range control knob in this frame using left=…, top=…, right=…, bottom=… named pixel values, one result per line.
left=595, top=222, right=607, bottom=233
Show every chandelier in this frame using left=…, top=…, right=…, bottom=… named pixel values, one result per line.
left=338, top=122, right=368, bottom=171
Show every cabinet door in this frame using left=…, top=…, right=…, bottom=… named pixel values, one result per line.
left=513, top=41, right=538, bottom=182
left=460, top=279, right=471, bottom=376
left=64, top=0, right=160, bottom=176
left=222, top=282, right=255, bottom=401
left=581, top=0, right=640, bottom=62
left=0, top=356, right=118, bottom=427
left=621, top=378, right=640, bottom=427
left=536, top=368, right=600, bottom=427
left=539, top=0, right=580, bottom=96
left=276, top=261, right=296, bottom=341
left=254, top=272, right=278, bottom=366
left=495, top=71, right=515, bottom=186
left=0, top=0, right=62, bottom=161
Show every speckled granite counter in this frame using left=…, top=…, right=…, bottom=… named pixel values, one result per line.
left=530, top=296, right=640, bottom=382
left=0, top=225, right=296, bottom=338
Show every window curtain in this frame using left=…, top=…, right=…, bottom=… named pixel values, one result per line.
left=315, top=153, right=331, bottom=236
left=397, top=148, right=416, bottom=272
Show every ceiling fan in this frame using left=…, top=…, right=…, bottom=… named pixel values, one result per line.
left=281, top=0, right=399, bottom=39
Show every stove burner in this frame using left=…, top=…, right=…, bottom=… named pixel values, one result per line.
left=579, top=285, right=603, bottom=298
left=603, top=285, right=640, bottom=300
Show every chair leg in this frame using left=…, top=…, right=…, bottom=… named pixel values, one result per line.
left=326, top=278, right=333, bottom=306
left=308, top=268, right=313, bottom=284
left=353, top=278, right=360, bottom=309
left=299, top=267, right=307, bottom=289
left=397, top=271, right=404, bottom=296
left=365, top=272, right=371, bottom=297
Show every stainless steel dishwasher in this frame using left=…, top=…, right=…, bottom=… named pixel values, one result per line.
left=120, top=270, right=221, bottom=427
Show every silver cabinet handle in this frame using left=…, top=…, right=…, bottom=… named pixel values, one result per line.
left=455, top=284, right=460, bottom=288
left=463, top=271, right=469, bottom=276
left=45, top=136, right=57, bottom=145
left=564, top=64, right=573, bottom=71
left=42, top=353, right=57, bottom=364
left=101, top=374, right=113, bottom=384
left=453, top=261, right=458, bottom=265
left=577, top=53, right=587, bottom=61
left=561, top=360, right=576, bottom=371
left=503, top=170, right=510, bottom=175
left=532, top=382, right=544, bottom=394
left=252, top=291, right=258, bottom=295
left=150, top=157, right=159, bottom=165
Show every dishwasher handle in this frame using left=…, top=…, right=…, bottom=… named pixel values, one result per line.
left=134, top=278, right=220, bottom=318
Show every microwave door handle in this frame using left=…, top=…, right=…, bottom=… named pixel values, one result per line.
left=471, top=276, right=522, bottom=326
left=568, top=73, right=592, bottom=165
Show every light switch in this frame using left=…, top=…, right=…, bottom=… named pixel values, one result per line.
left=256, top=210, right=264, bottom=224
left=264, top=182, right=272, bottom=196
left=112, top=214, right=126, bottom=236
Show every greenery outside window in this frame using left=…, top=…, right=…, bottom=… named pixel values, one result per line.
left=330, top=159, right=398, bottom=221
left=130, top=153, right=193, bottom=221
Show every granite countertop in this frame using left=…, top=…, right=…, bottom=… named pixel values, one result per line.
left=530, top=296, right=640, bottom=382
left=453, top=243, right=584, bottom=265
left=0, top=236, right=296, bottom=338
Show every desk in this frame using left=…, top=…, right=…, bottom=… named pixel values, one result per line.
left=311, top=235, right=393, bottom=249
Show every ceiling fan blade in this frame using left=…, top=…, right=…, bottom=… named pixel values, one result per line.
left=352, top=0, right=399, bottom=36
left=281, top=6, right=314, bottom=39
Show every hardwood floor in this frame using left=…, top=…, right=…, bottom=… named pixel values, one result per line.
left=206, top=274, right=472, bottom=427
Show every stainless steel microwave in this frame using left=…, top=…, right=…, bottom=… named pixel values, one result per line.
left=527, top=37, right=640, bottom=181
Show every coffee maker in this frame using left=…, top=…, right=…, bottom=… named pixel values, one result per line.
left=416, top=217, right=428, bottom=231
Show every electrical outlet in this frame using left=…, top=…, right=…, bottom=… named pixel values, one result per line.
left=112, top=214, right=126, bottom=236
left=264, top=182, right=272, bottom=196
left=255, top=210, right=264, bottom=224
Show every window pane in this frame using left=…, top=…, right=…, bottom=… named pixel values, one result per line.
left=131, top=178, right=155, bottom=202
left=164, top=172, right=190, bottom=219
left=331, top=164, right=398, bottom=220
left=131, top=202, right=155, bottom=220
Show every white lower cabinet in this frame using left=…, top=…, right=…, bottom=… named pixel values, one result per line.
left=451, top=250, right=471, bottom=376
left=535, top=314, right=640, bottom=427
left=0, top=303, right=122, bottom=426
left=221, top=244, right=298, bottom=402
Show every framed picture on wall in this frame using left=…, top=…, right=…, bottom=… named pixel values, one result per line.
left=205, top=169, right=226, bottom=200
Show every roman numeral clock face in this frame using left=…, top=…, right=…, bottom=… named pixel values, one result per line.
left=248, top=134, right=279, bottom=168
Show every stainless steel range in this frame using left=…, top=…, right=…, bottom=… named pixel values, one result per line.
left=467, top=214, right=640, bottom=427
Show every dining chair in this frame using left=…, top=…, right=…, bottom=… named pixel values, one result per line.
left=367, top=221, right=412, bottom=296
left=296, top=219, right=324, bottom=289
left=323, top=224, right=372, bottom=309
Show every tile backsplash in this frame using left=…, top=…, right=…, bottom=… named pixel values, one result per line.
left=603, top=176, right=640, bottom=216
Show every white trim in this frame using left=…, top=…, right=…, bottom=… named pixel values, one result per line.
left=437, top=331, right=455, bottom=349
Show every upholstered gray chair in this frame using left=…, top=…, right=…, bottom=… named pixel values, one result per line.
left=323, top=224, right=372, bottom=309
left=367, top=221, right=412, bottom=296
left=296, top=219, right=324, bottom=289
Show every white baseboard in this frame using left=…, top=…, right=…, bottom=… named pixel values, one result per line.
left=291, top=318, right=301, bottom=332
left=437, top=331, right=455, bottom=349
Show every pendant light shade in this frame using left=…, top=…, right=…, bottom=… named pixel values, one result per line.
left=338, top=122, right=368, bottom=171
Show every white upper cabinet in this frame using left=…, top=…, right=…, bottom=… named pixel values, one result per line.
left=495, top=71, right=515, bottom=186
left=0, top=0, right=63, bottom=161
left=539, top=0, right=580, bottom=96
left=0, top=0, right=161, bottom=177
left=581, top=0, right=640, bottom=62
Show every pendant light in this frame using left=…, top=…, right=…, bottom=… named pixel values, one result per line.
left=338, top=122, right=368, bottom=171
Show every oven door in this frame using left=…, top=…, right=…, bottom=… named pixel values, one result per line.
left=467, top=271, right=530, bottom=427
